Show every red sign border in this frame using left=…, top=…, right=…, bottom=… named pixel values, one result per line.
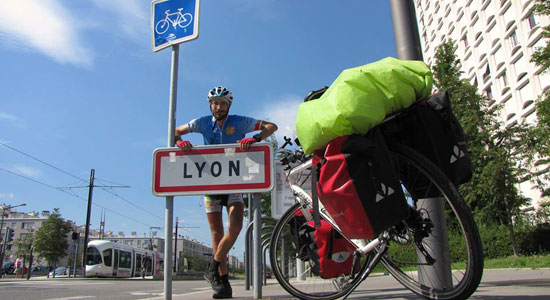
left=153, top=144, right=272, bottom=196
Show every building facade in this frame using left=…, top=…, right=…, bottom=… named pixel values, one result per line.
left=414, top=0, right=550, bottom=209
left=1, top=207, right=233, bottom=271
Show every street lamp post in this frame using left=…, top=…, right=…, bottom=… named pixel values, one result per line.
left=0, top=203, right=26, bottom=264
left=149, top=227, right=161, bottom=251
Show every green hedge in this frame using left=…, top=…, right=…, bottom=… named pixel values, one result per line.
left=472, top=223, right=550, bottom=258
left=382, top=223, right=550, bottom=266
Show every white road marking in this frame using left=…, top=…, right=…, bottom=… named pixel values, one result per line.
left=42, top=296, right=95, bottom=300
left=0, top=281, right=113, bottom=286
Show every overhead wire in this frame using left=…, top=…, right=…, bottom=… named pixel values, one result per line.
left=1, top=142, right=163, bottom=220
left=0, top=167, right=156, bottom=228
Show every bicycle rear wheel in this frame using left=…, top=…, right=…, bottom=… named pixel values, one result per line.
left=269, top=202, right=371, bottom=300
left=382, top=143, right=483, bottom=300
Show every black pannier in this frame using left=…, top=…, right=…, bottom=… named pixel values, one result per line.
left=382, top=91, right=472, bottom=190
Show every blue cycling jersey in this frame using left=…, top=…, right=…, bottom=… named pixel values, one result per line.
left=187, top=115, right=260, bottom=145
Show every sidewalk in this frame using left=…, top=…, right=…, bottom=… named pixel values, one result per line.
left=174, top=268, right=550, bottom=300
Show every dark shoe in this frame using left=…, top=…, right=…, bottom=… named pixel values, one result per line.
left=212, top=279, right=232, bottom=299
left=204, top=267, right=219, bottom=288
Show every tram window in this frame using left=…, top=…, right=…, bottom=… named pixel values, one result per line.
left=86, top=247, right=102, bottom=265
left=119, top=250, right=132, bottom=268
left=103, top=249, right=112, bottom=267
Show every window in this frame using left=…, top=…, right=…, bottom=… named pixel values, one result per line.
left=485, top=86, right=493, bottom=99
left=483, top=64, right=491, bottom=82
left=21, top=222, right=34, bottom=229
left=119, top=250, right=132, bottom=268
left=103, top=249, right=112, bottom=266
left=461, top=35, right=469, bottom=48
left=499, top=71, right=508, bottom=86
left=528, top=12, right=537, bottom=30
left=509, top=30, right=518, bottom=48
left=86, top=247, right=102, bottom=265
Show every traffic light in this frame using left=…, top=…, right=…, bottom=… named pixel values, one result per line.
left=5, top=228, right=14, bottom=243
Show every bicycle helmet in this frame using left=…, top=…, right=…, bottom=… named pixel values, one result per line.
left=207, top=86, right=233, bottom=105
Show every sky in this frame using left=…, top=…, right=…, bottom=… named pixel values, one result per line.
left=0, top=0, right=397, bottom=260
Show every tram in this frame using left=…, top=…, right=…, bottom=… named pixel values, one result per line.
left=85, top=240, right=163, bottom=278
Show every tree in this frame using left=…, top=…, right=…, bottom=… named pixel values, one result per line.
left=13, top=232, right=34, bottom=265
left=432, top=41, right=530, bottom=256
left=33, top=208, right=73, bottom=271
left=527, top=0, right=550, bottom=196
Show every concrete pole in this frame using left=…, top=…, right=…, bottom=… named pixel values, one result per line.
left=390, top=0, right=452, bottom=289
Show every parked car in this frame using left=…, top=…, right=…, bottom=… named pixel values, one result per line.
left=265, top=271, right=272, bottom=279
left=49, top=267, right=68, bottom=277
left=1, top=262, right=14, bottom=276
left=31, top=266, right=51, bottom=276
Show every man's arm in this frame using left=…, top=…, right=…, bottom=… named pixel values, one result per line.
left=175, top=124, right=191, bottom=141
left=175, top=124, right=192, bottom=150
left=254, top=120, right=278, bottom=141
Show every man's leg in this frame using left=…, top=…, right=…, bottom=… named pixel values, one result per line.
left=207, top=211, right=225, bottom=262
left=214, top=202, right=244, bottom=275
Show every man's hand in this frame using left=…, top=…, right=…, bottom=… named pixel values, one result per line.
left=238, top=137, right=256, bottom=151
left=176, top=140, right=192, bottom=151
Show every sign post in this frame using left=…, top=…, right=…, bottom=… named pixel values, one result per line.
left=151, top=1, right=200, bottom=299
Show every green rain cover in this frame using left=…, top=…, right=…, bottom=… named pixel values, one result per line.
left=296, top=57, right=433, bottom=154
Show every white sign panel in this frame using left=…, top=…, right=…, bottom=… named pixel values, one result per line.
left=152, top=143, right=274, bottom=196
left=271, top=161, right=311, bottom=219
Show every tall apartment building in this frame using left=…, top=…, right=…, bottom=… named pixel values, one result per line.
left=414, top=0, right=550, bottom=210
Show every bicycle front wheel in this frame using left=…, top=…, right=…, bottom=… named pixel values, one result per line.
left=382, top=143, right=483, bottom=300
left=269, top=203, right=371, bottom=300
left=155, top=20, right=169, bottom=34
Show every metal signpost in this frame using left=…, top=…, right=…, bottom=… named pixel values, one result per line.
left=151, top=1, right=200, bottom=299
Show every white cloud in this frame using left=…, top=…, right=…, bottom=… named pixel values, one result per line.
left=0, top=192, right=15, bottom=200
left=256, top=95, right=302, bottom=144
left=0, top=112, right=27, bottom=128
left=10, top=165, right=43, bottom=179
left=0, top=0, right=93, bottom=67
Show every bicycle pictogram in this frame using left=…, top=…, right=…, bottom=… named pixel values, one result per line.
left=155, top=8, right=193, bottom=34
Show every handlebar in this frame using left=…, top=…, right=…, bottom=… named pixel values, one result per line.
left=278, top=136, right=310, bottom=170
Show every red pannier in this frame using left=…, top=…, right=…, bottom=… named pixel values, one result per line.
left=299, top=219, right=357, bottom=279
left=314, top=128, right=410, bottom=239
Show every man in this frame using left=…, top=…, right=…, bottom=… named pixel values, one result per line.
left=175, top=86, right=277, bottom=299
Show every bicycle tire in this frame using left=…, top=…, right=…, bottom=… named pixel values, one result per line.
left=269, top=202, right=371, bottom=300
left=155, top=20, right=169, bottom=34
left=382, top=143, right=483, bottom=300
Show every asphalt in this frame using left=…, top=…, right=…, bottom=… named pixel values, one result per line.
left=176, top=268, right=550, bottom=300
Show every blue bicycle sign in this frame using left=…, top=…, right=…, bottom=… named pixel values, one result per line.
left=151, top=0, right=200, bottom=52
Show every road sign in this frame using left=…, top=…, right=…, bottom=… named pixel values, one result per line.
left=271, top=161, right=311, bottom=218
left=152, top=143, right=274, bottom=196
left=151, top=0, right=200, bottom=52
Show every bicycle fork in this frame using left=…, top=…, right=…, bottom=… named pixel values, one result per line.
left=341, top=237, right=390, bottom=300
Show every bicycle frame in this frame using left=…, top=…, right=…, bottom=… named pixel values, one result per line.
left=286, top=158, right=386, bottom=256
left=164, top=9, right=185, bottom=28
